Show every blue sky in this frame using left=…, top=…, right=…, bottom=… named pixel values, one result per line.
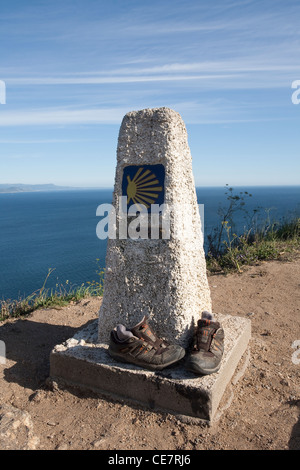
left=0, top=0, right=299, bottom=187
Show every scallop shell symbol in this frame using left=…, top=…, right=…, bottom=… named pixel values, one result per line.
left=126, top=167, right=163, bottom=208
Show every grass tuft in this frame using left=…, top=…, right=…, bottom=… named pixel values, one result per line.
left=0, top=265, right=105, bottom=322
left=206, top=215, right=300, bottom=274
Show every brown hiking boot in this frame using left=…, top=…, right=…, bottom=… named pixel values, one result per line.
left=185, top=312, right=224, bottom=375
left=108, top=315, right=185, bottom=371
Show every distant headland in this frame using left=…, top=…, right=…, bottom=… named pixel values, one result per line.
left=0, top=184, right=96, bottom=193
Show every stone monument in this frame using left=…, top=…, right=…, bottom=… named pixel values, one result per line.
left=49, top=107, right=251, bottom=424
left=98, top=107, right=211, bottom=347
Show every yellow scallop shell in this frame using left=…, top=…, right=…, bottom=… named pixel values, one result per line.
left=126, top=167, right=163, bottom=208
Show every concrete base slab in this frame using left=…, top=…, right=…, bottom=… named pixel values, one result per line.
left=49, top=314, right=251, bottom=424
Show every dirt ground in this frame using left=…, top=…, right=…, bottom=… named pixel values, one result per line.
left=0, top=255, right=299, bottom=451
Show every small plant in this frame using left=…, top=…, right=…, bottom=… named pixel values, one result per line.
left=86, top=259, right=105, bottom=297
left=0, top=262, right=105, bottom=322
left=206, top=185, right=300, bottom=274
left=207, top=184, right=253, bottom=258
left=221, top=221, right=242, bottom=272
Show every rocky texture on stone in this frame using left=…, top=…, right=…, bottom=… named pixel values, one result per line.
left=98, top=108, right=211, bottom=347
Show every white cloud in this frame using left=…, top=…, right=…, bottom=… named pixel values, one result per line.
left=0, top=107, right=127, bottom=126
left=0, top=98, right=286, bottom=127
left=5, top=57, right=300, bottom=91
left=0, top=138, right=93, bottom=143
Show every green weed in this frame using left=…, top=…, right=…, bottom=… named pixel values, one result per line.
left=206, top=186, right=299, bottom=273
left=0, top=264, right=105, bottom=322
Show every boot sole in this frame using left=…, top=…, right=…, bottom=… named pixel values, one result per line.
left=185, top=361, right=222, bottom=376
left=108, top=348, right=185, bottom=371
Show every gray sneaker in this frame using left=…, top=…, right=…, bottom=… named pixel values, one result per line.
left=108, top=315, right=185, bottom=371
left=185, top=312, right=224, bottom=375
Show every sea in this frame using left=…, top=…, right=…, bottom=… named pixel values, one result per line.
left=0, top=185, right=299, bottom=301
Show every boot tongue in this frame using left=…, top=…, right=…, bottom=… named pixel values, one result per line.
left=131, top=316, right=157, bottom=343
left=196, top=318, right=220, bottom=351
left=202, top=311, right=214, bottom=321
